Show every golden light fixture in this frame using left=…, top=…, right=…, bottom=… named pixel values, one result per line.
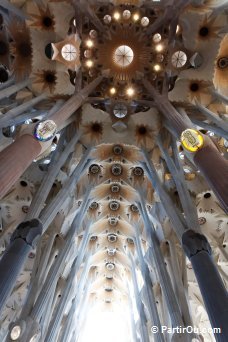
left=155, top=44, right=164, bottom=52
left=153, top=64, right=161, bottom=72
left=113, top=12, right=121, bottom=20
left=181, top=129, right=204, bottom=152
left=86, top=39, right=94, bottom=48
left=126, top=87, right=135, bottom=97
left=110, top=87, right=116, bottom=95
left=85, top=60, right=93, bottom=68
left=133, top=13, right=140, bottom=21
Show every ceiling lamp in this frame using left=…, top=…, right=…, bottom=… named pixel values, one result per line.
left=110, top=87, right=116, bottom=95
left=141, top=17, right=149, bottom=27
left=113, top=104, right=128, bottom=118
left=114, top=45, right=134, bottom=68
left=106, top=274, right=113, bottom=279
left=153, top=64, right=161, bottom=72
left=153, top=33, right=162, bottom=43
left=126, top=87, right=135, bottom=97
left=89, top=30, right=97, bottom=39
left=127, top=238, right=134, bottom=244
left=133, top=166, right=144, bottom=176
left=106, top=262, right=115, bottom=271
left=107, top=234, right=117, bottom=242
left=89, top=164, right=101, bottom=174
left=130, top=204, right=139, bottom=212
left=108, top=248, right=116, bottom=256
left=61, top=44, right=77, bottom=61
left=217, top=57, right=228, bottom=69
left=123, top=10, right=131, bottom=20
left=103, top=15, right=112, bottom=24
left=105, top=287, right=113, bottom=292
left=133, top=13, right=140, bottom=21
left=90, top=202, right=99, bottom=209
left=155, top=44, right=164, bottom=52
left=109, top=217, right=118, bottom=226
left=85, top=60, right=93, bottom=68
left=113, top=12, right=121, bottom=21
left=111, top=184, right=120, bottom=193
left=180, top=129, right=204, bottom=152
left=113, top=144, right=123, bottom=155
left=86, top=39, right=94, bottom=48
left=90, top=236, right=97, bottom=241
left=111, top=164, right=122, bottom=176
left=171, top=51, right=187, bottom=68
left=10, top=326, right=21, bottom=340
left=109, top=201, right=120, bottom=211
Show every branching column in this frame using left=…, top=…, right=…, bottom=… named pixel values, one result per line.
left=134, top=226, right=165, bottom=342
left=0, top=135, right=42, bottom=199
left=182, top=230, right=228, bottom=342
left=0, top=219, right=42, bottom=315
left=0, top=79, right=29, bottom=101
left=49, top=75, right=104, bottom=127
left=129, top=253, right=150, bottom=342
left=0, top=94, right=47, bottom=129
left=0, top=76, right=103, bottom=200
left=143, top=79, right=228, bottom=213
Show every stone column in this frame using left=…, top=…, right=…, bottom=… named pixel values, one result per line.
left=26, top=131, right=81, bottom=219
left=58, top=299, right=76, bottom=342
left=44, top=261, right=77, bottom=342
left=0, top=77, right=14, bottom=90
left=0, top=0, right=27, bottom=19
left=0, top=93, right=47, bottom=129
left=182, top=230, right=228, bottom=342
left=50, top=75, right=104, bottom=127
left=129, top=253, right=150, bottom=342
left=0, top=79, right=29, bottom=101
left=39, top=148, right=92, bottom=233
left=137, top=201, right=189, bottom=340
left=143, top=79, right=228, bottom=213
left=0, top=76, right=103, bottom=200
left=134, top=227, right=164, bottom=342
left=0, top=135, right=41, bottom=199
left=0, top=219, right=42, bottom=315
left=193, top=140, right=228, bottom=213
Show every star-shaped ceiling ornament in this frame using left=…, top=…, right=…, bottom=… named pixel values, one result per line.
left=198, top=15, right=223, bottom=41
left=32, top=70, right=57, bottom=95
left=188, top=80, right=212, bottom=103
left=28, top=4, right=55, bottom=31
left=8, top=19, right=32, bottom=81
left=51, top=34, right=81, bottom=70
left=213, top=35, right=228, bottom=96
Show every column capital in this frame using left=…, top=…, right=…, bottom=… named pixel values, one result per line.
left=11, top=219, right=42, bottom=248
left=18, top=121, right=56, bottom=156
left=182, top=230, right=212, bottom=258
